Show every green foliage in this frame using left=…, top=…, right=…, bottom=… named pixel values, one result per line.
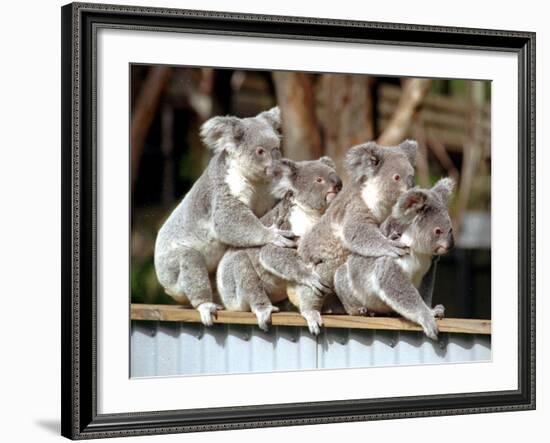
left=449, top=79, right=467, bottom=97
left=131, top=256, right=176, bottom=304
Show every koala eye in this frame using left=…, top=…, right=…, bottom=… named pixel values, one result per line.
left=393, top=174, right=401, bottom=182
left=315, top=177, right=324, bottom=184
left=435, top=227, right=443, bottom=236
left=256, top=147, right=265, bottom=156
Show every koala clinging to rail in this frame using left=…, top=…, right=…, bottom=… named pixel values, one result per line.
left=216, top=157, right=342, bottom=331
left=154, top=107, right=297, bottom=326
left=277, top=140, right=418, bottom=334
left=334, top=178, right=456, bottom=340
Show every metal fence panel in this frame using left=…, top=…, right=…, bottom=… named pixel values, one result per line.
left=130, top=320, right=491, bottom=377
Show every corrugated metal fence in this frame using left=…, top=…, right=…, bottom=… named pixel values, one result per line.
left=131, top=321, right=491, bottom=378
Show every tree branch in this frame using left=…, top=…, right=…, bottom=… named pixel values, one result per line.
left=377, top=78, right=431, bottom=146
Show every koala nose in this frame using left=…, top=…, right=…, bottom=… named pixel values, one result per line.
left=264, top=166, right=274, bottom=177
left=331, top=175, right=343, bottom=191
left=447, top=231, right=455, bottom=250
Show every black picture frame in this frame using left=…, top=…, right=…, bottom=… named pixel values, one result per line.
left=61, top=2, right=536, bottom=439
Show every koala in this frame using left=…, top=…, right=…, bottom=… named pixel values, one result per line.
left=281, top=140, right=418, bottom=334
left=154, top=107, right=296, bottom=326
left=216, top=157, right=342, bottom=331
left=333, top=178, right=456, bottom=340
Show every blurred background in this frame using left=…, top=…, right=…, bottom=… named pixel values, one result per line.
left=130, top=65, right=491, bottom=320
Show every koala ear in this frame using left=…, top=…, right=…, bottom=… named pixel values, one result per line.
left=432, top=177, right=456, bottom=206
left=271, top=158, right=297, bottom=199
left=396, top=188, right=428, bottom=216
left=258, top=106, right=281, bottom=131
left=345, top=142, right=383, bottom=183
left=200, top=115, right=244, bottom=154
left=319, top=156, right=336, bottom=170
left=398, top=139, right=418, bottom=166
left=279, top=158, right=298, bottom=179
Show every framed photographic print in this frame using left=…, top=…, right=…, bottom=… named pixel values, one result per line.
left=61, top=2, right=535, bottom=439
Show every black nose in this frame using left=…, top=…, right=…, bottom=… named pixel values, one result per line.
left=447, top=232, right=455, bottom=250
left=331, top=175, right=343, bottom=191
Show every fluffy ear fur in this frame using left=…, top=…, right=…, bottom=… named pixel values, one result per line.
left=395, top=188, right=428, bottom=217
left=271, top=158, right=297, bottom=199
left=280, top=158, right=298, bottom=179
left=432, top=177, right=456, bottom=206
left=398, top=139, right=418, bottom=166
left=258, top=106, right=281, bottom=131
left=319, top=156, right=336, bottom=170
left=344, top=142, right=382, bottom=183
left=200, top=116, right=244, bottom=154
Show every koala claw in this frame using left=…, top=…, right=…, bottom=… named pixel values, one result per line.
left=302, top=310, right=324, bottom=335
left=269, top=226, right=297, bottom=248
left=308, top=272, right=332, bottom=295
left=358, top=307, right=369, bottom=316
left=432, top=304, right=445, bottom=319
left=272, top=235, right=297, bottom=248
left=389, top=240, right=410, bottom=257
left=197, top=302, right=221, bottom=327
left=253, top=305, right=280, bottom=331
left=421, top=315, right=439, bottom=341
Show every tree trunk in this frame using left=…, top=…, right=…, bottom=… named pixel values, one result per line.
left=131, top=66, right=172, bottom=191
left=316, top=74, right=374, bottom=182
left=272, top=72, right=322, bottom=161
left=455, top=81, right=485, bottom=233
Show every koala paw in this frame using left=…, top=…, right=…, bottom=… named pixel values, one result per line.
left=253, top=305, right=280, bottom=331
left=307, top=271, right=332, bottom=295
left=197, top=302, right=222, bottom=327
left=302, top=310, right=324, bottom=335
left=358, top=307, right=369, bottom=316
left=388, top=240, right=410, bottom=257
left=432, top=304, right=445, bottom=319
left=420, top=315, right=439, bottom=341
left=268, top=225, right=297, bottom=248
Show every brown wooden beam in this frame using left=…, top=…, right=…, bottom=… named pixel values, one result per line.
left=131, top=304, right=491, bottom=335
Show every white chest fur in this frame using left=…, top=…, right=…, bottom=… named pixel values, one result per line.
left=225, top=164, right=273, bottom=216
left=394, top=232, right=432, bottom=288
left=361, top=180, right=390, bottom=223
left=288, top=204, right=321, bottom=237
left=395, top=252, right=432, bottom=288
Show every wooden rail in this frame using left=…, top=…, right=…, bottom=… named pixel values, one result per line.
left=131, top=304, right=491, bottom=335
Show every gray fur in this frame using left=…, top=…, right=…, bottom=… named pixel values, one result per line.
left=287, top=140, right=417, bottom=334
left=216, top=158, right=342, bottom=331
left=154, top=107, right=296, bottom=326
left=334, top=178, right=456, bottom=340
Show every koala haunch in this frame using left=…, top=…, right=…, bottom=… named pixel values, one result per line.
left=334, top=177, right=456, bottom=340
left=282, top=140, right=418, bottom=334
left=154, top=107, right=296, bottom=326
left=216, top=157, right=342, bottom=331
